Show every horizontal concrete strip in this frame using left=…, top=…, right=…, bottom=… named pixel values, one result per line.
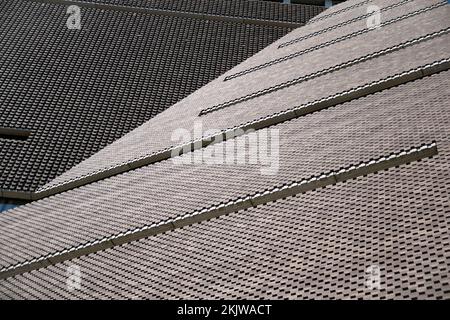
left=225, top=1, right=445, bottom=81
left=0, top=127, right=31, bottom=138
left=26, top=58, right=450, bottom=201
left=278, top=0, right=436, bottom=49
left=202, top=27, right=450, bottom=114
left=29, top=0, right=304, bottom=28
left=307, top=0, right=372, bottom=25
left=0, top=142, right=438, bottom=280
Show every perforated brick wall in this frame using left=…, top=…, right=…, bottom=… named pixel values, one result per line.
left=42, top=0, right=449, bottom=190
left=75, top=0, right=325, bottom=23
left=1, top=146, right=449, bottom=299
left=0, top=0, right=299, bottom=193
left=0, top=69, right=449, bottom=273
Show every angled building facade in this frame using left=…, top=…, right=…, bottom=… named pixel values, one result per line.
left=0, top=0, right=449, bottom=299
left=0, top=0, right=323, bottom=206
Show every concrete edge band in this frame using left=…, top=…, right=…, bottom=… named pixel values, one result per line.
left=278, top=0, right=439, bottom=49
left=0, top=142, right=438, bottom=280
left=19, top=58, right=450, bottom=200
left=28, top=0, right=304, bottom=28
left=225, top=1, right=444, bottom=81
left=202, top=27, right=450, bottom=115
left=307, top=0, right=372, bottom=25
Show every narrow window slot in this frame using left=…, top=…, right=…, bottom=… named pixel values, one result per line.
left=0, top=128, right=31, bottom=141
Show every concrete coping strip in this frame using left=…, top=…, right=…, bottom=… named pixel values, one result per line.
left=0, top=141, right=438, bottom=280
left=278, top=0, right=424, bottom=49
left=307, top=0, right=372, bottom=25
left=28, top=0, right=304, bottom=28
left=224, top=1, right=446, bottom=81
left=202, top=27, right=450, bottom=115
left=25, top=58, right=450, bottom=200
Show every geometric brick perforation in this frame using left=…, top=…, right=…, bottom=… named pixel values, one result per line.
left=202, top=26, right=450, bottom=115
left=0, top=141, right=437, bottom=280
left=0, top=0, right=449, bottom=300
left=0, top=69, right=449, bottom=274
left=34, top=0, right=450, bottom=191
left=0, top=148, right=449, bottom=299
left=277, top=0, right=416, bottom=49
left=35, top=58, right=450, bottom=197
left=0, top=0, right=301, bottom=193
left=307, top=0, right=371, bottom=25
left=226, top=1, right=445, bottom=81
left=74, top=0, right=325, bottom=24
